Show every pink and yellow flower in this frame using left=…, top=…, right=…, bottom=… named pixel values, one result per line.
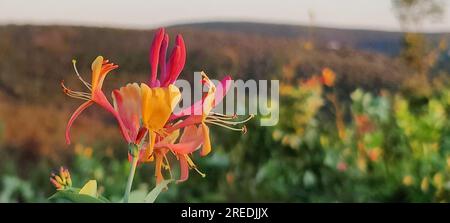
left=62, top=27, right=252, bottom=185
left=62, top=56, right=131, bottom=144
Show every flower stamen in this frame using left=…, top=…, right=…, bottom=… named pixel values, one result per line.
left=204, top=120, right=247, bottom=132
left=163, top=154, right=173, bottom=179
left=204, top=114, right=253, bottom=133
left=185, top=155, right=206, bottom=178
left=61, top=81, right=91, bottom=101
left=207, top=114, right=254, bottom=125
left=72, top=59, right=92, bottom=91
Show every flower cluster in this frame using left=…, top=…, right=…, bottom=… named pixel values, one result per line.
left=61, top=28, right=252, bottom=185
left=50, top=167, right=72, bottom=190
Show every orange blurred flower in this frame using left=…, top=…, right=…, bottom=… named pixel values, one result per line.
left=321, top=68, right=336, bottom=87
left=367, top=148, right=382, bottom=162
left=355, top=114, right=375, bottom=134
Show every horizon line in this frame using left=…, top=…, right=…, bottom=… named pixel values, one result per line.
left=1, top=19, right=450, bottom=34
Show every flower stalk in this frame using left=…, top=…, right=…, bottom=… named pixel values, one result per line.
left=123, top=144, right=139, bottom=203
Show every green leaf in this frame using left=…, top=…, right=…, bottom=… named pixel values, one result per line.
left=144, top=179, right=173, bottom=203
left=49, top=190, right=107, bottom=203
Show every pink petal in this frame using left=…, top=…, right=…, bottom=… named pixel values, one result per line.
left=65, top=100, right=94, bottom=145
left=177, top=155, right=189, bottom=183
left=214, top=75, right=232, bottom=107
left=149, top=28, right=165, bottom=87
left=168, top=140, right=202, bottom=154
left=179, top=125, right=202, bottom=143
left=94, top=90, right=132, bottom=143
left=166, top=35, right=186, bottom=85
left=167, top=115, right=203, bottom=133
left=162, top=46, right=181, bottom=87
left=170, top=76, right=232, bottom=119
left=159, top=34, right=169, bottom=83
left=156, top=125, right=203, bottom=154
left=112, top=90, right=135, bottom=140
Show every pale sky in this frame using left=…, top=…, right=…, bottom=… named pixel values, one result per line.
left=0, top=0, right=449, bottom=32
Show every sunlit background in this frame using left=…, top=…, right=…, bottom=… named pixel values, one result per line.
left=0, top=0, right=450, bottom=202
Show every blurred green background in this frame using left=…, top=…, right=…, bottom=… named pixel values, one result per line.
left=1, top=0, right=450, bottom=202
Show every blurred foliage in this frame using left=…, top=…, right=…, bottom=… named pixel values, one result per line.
left=393, top=0, right=448, bottom=100
left=392, top=0, right=445, bottom=32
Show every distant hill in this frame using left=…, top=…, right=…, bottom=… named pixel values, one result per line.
left=172, top=22, right=448, bottom=56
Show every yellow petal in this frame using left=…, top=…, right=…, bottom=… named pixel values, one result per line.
left=200, top=72, right=216, bottom=118
left=91, top=56, right=104, bottom=90
left=141, top=83, right=181, bottom=130
left=200, top=123, right=211, bottom=156
left=79, top=180, right=97, bottom=197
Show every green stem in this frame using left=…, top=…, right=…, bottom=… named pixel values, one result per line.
left=123, top=155, right=138, bottom=203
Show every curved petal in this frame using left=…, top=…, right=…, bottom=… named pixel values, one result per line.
left=91, top=56, right=103, bottom=90
left=176, top=34, right=186, bottom=74
left=112, top=83, right=142, bottom=141
left=166, top=115, right=203, bottom=133
left=91, top=56, right=118, bottom=92
left=158, top=34, right=169, bottom=83
left=65, top=100, right=94, bottom=145
left=200, top=123, right=211, bottom=156
left=163, top=35, right=186, bottom=86
left=93, top=90, right=132, bottom=143
left=170, top=75, right=232, bottom=119
left=177, top=155, right=189, bottom=183
left=180, top=125, right=202, bottom=143
left=167, top=140, right=202, bottom=154
left=155, top=126, right=203, bottom=154
left=214, top=75, right=232, bottom=107
left=162, top=46, right=181, bottom=87
left=149, top=28, right=165, bottom=86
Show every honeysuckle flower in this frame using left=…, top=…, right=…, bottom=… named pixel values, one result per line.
left=62, top=56, right=131, bottom=144
left=137, top=28, right=252, bottom=183
left=61, top=27, right=253, bottom=197
left=50, top=167, right=72, bottom=190
left=118, top=27, right=184, bottom=162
